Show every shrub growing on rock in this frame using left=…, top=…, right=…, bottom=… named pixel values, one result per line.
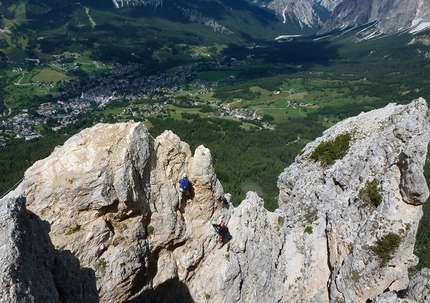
left=147, top=225, right=154, bottom=235
left=371, top=232, right=402, bottom=266
left=359, top=179, right=382, bottom=207
left=94, top=258, right=108, bottom=276
left=310, top=133, right=351, bottom=166
left=304, top=226, right=313, bottom=234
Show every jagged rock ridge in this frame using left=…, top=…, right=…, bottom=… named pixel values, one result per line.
left=111, top=0, right=162, bottom=9
left=251, top=0, right=430, bottom=35
left=1, top=98, right=430, bottom=302
left=250, top=0, right=342, bottom=29
left=319, top=0, right=430, bottom=36
left=112, top=0, right=430, bottom=37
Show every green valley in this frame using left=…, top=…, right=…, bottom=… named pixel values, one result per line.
left=1, top=0, right=430, bottom=272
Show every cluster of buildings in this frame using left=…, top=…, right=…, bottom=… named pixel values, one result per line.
left=121, top=102, right=166, bottom=117
left=209, top=101, right=262, bottom=120
left=208, top=102, right=275, bottom=129
left=1, top=56, right=277, bottom=145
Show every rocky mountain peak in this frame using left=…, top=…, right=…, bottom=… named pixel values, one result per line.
left=1, top=98, right=430, bottom=302
left=111, top=0, right=163, bottom=9
left=248, top=0, right=430, bottom=36
left=319, top=0, right=430, bottom=36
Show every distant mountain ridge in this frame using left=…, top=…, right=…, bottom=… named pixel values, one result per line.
left=98, top=0, right=299, bottom=42
left=111, top=0, right=430, bottom=37
left=319, top=0, right=430, bottom=36
left=258, top=0, right=430, bottom=35
left=246, top=0, right=341, bottom=30
left=111, top=0, right=162, bottom=9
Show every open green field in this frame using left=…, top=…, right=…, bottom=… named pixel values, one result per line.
left=240, top=178, right=263, bottom=196
left=1, top=65, right=69, bottom=109
left=165, top=106, right=208, bottom=119
left=165, top=70, right=388, bottom=126
left=197, top=70, right=236, bottom=81
left=74, top=54, right=112, bottom=74
left=100, top=107, right=124, bottom=116
left=3, top=84, right=48, bottom=109
left=32, top=68, right=70, bottom=82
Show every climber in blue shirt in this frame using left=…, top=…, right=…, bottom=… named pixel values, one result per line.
left=178, top=172, right=191, bottom=208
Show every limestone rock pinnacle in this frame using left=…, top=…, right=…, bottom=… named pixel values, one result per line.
left=1, top=98, right=430, bottom=302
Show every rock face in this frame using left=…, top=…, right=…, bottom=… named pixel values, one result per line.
left=319, top=0, right=430, bottom=35
left=246, top=0, right=343, bottom=30
left=277, top=97, right=430, bottom=302
left=267, top=0, right=326, bottom=29
left=111, top=0, right=163, bottom=9
left=251, top=0, right=430, bottom=36
left=1, top=98, right=430, bottom=302
left=0, top=196, right=98, bottom=303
